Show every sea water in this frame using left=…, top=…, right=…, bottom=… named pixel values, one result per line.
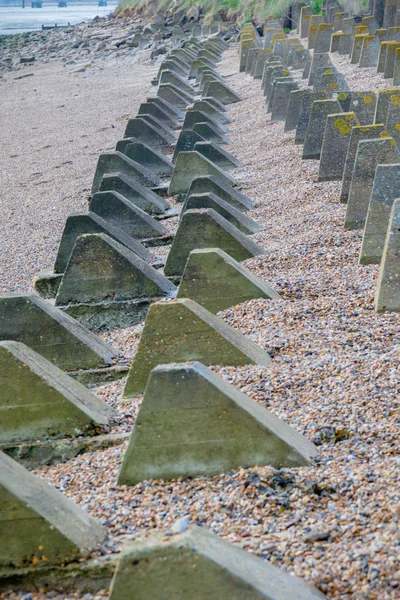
left=0, top=4, right=118, bottom=36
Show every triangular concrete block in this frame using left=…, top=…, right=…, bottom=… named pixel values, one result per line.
left=0, top=341, right=115, bottom=444
left=54, top=212, right=150, bottom=274
left=91, top=151, right=159, bottom=194
left=0, top=451, right=105, bottom=569
left=138, top=102, right=180, bottom=128
left=173, top=129, right=206, bottom=161
left=0, top=294, right=114, bottom=371
left=122, top=142, right=173, bottom=178
left=157, top=84, right=193, bottom=109
left=168, top=151, right=236, bottom=196
left=375, top=199, right=400, bottom=312
left=55, top=233, right=176, bottom=307
left=164, top=208, right=264, bottom=276
left=99, top=172, right=170, bottom=215
left=119, top=361, right=316, bottom=483
left=123, top=298, right=271, bottom=397
left=159, top=70, right=195, bottom=96
left=193, top=122, right=231, bottom=145
left=89, top=191, right=167, bottom=239
left=109, top=525, right=325, bottom=600
left=178, top=248, right=281, bottom=313
left=182, top=193, right=260, bottom=234
left=203, top=80, right=242, bottom=104
left=123, top=118, right=173, bottom=148
left=187, top=175, right=254, bottom=211
left=193, top=141, right=243, bottom=170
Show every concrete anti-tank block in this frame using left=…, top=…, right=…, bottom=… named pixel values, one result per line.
left=118, top=361, right=317, bottom=484
left=164, top=208, right=264, bottom=276
left=0, top=451, right=105, bottom=569
left=0, top=340, right=115, bottom=444
left=123, top=299, right=271, bottom=397
left=109, top=525, right=325, bottom=600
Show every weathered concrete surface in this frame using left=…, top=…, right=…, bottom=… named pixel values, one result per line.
left=192, top=122, right=231, bottom=145
left=89, top=191, right=166, bottom=239
left=123, top=299, right=271, bottom=397
left=182, top=193, right=260, bottom=234
left=303, top=98, right=342, bottom=160
left=0, top=451, right=105, bottom=569
left=284, top=89, right=307, bottom=132
left=270, top=80, right=298, bottom=124
left=360, top=163, right=400, bottom=264
left=53, top=212, right=150, bottom=274
left=123, top=117, right=174, bottom=148
left=173, top=130, right=206, bottom=161
left=91, top=151, right=159, bottom=195
left=193, top=141, right=243, bottom=170
left=119, top=362, right=316, bottom=484
left=318, top=112, right=359, bottom=182
left=99, top=173, right=169, bottom=215
left=203, top=80, right=242, bottom=104
left=186, top=175, right=253, bottom=211
left=0, top=341, right=114, bottom=444
left=168, top=152, right=235, bottom=196
left=339, top=125, right=389, bottom=203
left=295, top=91, right=328, bottom=145
left=164, top=209, right=264, bottom=276
left=0, top=294, right=115, bottom=371
left=345, top=137, right=399, bottom=229
left=55, top=234, right=175, bottom=307
left=177, top=248, right=281, bottom=313
left=375, top=198, right=400, bottom=312
left=109, top=526, right=325, bottom=600
left=348, top=91, right=377, bottom=125
left=120, top=142, right=173, bottom=178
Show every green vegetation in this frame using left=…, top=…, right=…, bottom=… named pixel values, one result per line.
left=116, top=0, right=305, bottom=22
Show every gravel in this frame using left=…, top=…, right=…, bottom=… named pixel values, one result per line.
left=1, top=30, right=400, bottom=600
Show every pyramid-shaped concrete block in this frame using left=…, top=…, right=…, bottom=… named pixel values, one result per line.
left=193, top=141, right=243, bottom=170
left=0, top=341, right=115, bottom=444
left=123, top=298, right=271, bottom=397
left=89, top=191, right=167, bottom=239
left=173, top=129, right=206, bottom=161
left=178, top=248, right=281, bottom=313
left=119, top=361, right=316, bottom=484
left=375, top=199, right=400, bottom=313
left=109, top=525, right=325, bottom=600
left=168, top=151, right=236, bottom=196
left=137, top=114, right=178, bottom=143
left=0, top=451, right=105, bottom=569
left=182, top=193, right=260, bottom=234
left=122, top=142, right=173, bottom=178
left=99, top=172, right=169, bottom=215
left=0, top=294, right=114, bottom=371
left=203, top=80, right=242, bottom=104
left=138, top=102, right=180, bottom=128
left=159, top=70, right=195, bottom=96
left=54, top=212, right=150, bottom=274
left=164, top=209, right=265, bottom=277
left=56, top=234, right=176, bottom=307
left=192, top=122, right=231, bottom=145
left=157, top=84, right=193, bottom=109
left=187, top=175, right=254, bottom=211
left=123, top=117, right=174, bottom=148
left=91, top=151, right=159, bottom=195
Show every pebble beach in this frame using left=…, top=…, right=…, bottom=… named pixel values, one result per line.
left=0, top=18, right=400, bottom=600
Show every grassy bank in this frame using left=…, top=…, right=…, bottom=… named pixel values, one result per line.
left=115, top=0, right=304, bottom=22
left=115, top=0, right=368, bottom=25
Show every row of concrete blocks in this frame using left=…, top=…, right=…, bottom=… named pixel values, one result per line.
left=241, top=24, right=400, bottom=316
left=0, top=32, right=325, bottom=599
